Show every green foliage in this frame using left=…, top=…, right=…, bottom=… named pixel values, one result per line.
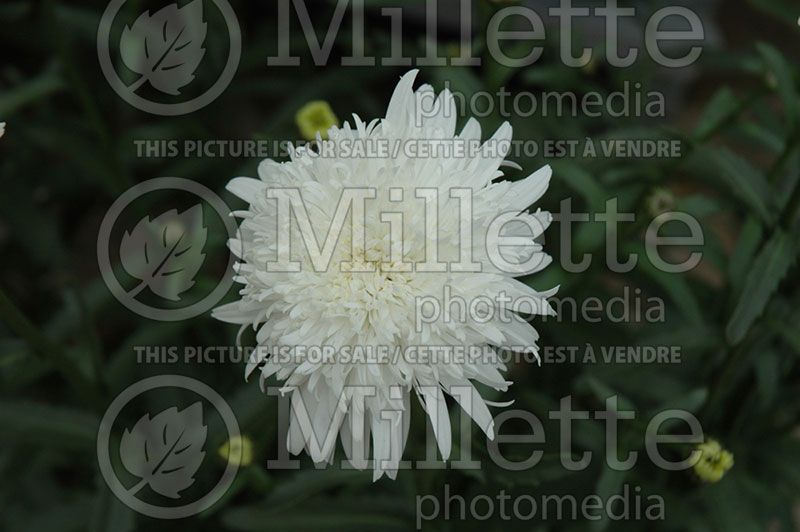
left=0, top=0, right=799, bottom=531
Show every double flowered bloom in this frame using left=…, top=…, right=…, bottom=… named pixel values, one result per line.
left=214, top=70, right=555, bottom=480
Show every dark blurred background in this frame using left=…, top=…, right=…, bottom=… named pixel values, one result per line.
left=0, top=0, right=799, bottom=530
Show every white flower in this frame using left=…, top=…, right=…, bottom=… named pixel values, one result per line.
left=214, top=70, right=556, bottom=480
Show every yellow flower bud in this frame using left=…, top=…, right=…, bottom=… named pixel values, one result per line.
left=295, top=100, right=339, bottom=141
left=218, top=434, right=254, bottom=467
left=693, top=439, right=734, bottom=483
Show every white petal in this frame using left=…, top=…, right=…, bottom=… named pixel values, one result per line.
left=226, top=177, right=265, bottom=203
left=385, top=69, right=419, bottom=129
left=417, top=384, right=451, bottom=460
left=446, top=381, right=495, bottom=439
left=506, top=165, right=552, bottom=211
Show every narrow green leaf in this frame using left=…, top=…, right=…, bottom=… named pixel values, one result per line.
left=677, top=194, right=723, bottom=219
left=576, top=375, right=635, bottom=411
left=693, top=86, right=741, bottom=141
left=726, top=230, right=797, bottom=345
left=756, top=42, right=799, bottom=128
left=0, top=70, right=65, bottom=116
left=553, top=161, right=608, bottom=211
left=656, top=388, right=709, bottom=415
left=631, top=244, right=704, bottom=327
left=689, top=148, right=774, bottom=224
left=728, top=216, right=764, bottom=292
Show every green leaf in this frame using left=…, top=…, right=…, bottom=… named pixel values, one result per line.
left=756, top=42, right=799, bottom=128
left=735, top=120, right=785, bottom=153
left=576, top=375, right=635, bottom=411
left=0, top=69, right=65, bottom=116
left=553, top=161, right=608, bottom=211
left=656, top=388, right=708, bottom=415
left=726, top=229, right=797, bottom=345
left=728, top=216, right=764, bottom=292
left=689, top=148, right=774, bottom=224
left=677, top=194, right=723, bottom=219
left=631, top=243, right=704, bottom=327
left=693, top=86, right=741, bottom=141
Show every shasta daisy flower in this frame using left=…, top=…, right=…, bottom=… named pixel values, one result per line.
left=214, top=70, right=556, bottom=480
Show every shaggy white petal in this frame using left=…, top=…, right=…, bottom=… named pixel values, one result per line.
left=214, top=70, right=556, bottom=479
